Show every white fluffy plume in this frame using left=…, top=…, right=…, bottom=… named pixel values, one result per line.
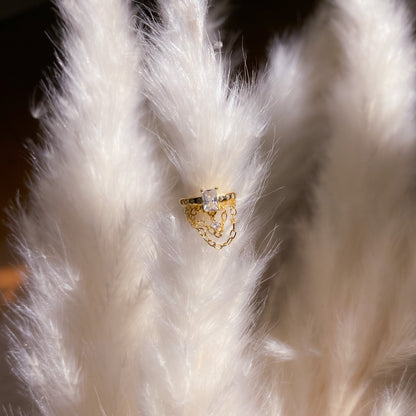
left=259, top=5, right=342, bottom=322
left=6, top=0, right=276, bottom=414
left=139, top=0, right=275, bottom=414
left=266, top=0, right=416, bottom=414
left=6, top=0, right=166, bottom=414
left=5, top=0, right=416, bottom=414
left=259, top=4, right=338, bottom=245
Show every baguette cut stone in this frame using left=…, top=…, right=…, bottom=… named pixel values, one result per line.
left=202, top=189, right=219, bottom=212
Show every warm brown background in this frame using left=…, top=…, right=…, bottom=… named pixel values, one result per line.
left=0, top=0, right=320, bottom=411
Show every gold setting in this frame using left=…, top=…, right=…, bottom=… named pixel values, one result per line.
left=180, top=189, right=237, bottom=249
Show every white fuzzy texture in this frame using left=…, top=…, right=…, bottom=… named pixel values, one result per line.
left=140, top=0, right=275, bottom=415
left=144, top=0, right=267, bottom=199
left=259, top=5, right=343, bottom=322
left=259, top=5, right=338, bottom=244
left=5, top=0, right=416, bottom=414
left=6, top=0, right=165, bottom=414
left=266, top=0, right=416, bottom=414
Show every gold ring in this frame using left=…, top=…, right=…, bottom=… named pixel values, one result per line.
left=180, top=188, right=237, bottom=249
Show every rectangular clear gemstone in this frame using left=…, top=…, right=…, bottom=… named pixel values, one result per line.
left=202, top=189, right=219, bottom=212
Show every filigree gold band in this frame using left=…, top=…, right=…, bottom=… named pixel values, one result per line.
left=180, top=189, right=237, bottom=249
